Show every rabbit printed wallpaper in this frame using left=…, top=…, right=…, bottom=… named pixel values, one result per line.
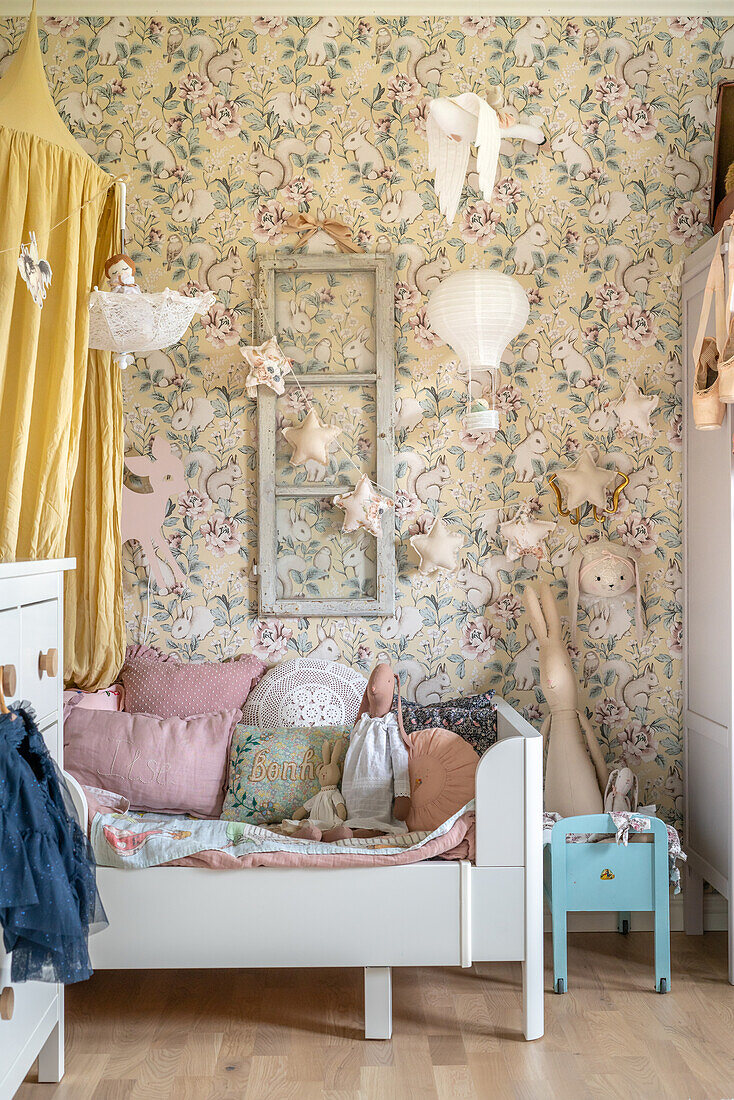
left=6, top=12, right=734, bottom=827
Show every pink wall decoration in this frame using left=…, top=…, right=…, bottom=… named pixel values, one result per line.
left=122, top=436, right=187, bottom=589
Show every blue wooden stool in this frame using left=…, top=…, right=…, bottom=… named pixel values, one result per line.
left=543, top=813, right=671, bottom=994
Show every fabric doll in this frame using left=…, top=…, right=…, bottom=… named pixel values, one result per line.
left=104, top=253, right=141, bottom=294
left=341, top=661, right=411, bottom=836
left=604, top=767, right=639, bottom=813
left=567, top=537, right=644, bottom=643
left=287, top=738, right=350, bottom=842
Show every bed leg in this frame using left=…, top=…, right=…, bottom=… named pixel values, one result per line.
left=364, top=966, right=392, bottom=1040
left=38, top=989, right=64, bottom=1082
left=683, top=864, right=704, bottom=935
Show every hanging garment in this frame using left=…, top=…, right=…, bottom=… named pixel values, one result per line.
left=0, top=3, right=125, bottom=689
left=342, top=711, right=410, bottom=834
left=0, top=708, right=106, bottom=983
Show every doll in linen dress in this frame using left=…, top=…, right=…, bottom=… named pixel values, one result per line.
left=341, top=663, right=411, bottom=835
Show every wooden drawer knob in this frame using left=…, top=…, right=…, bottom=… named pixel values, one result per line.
left=38, top=648, right=58, bottom=678
left=0, top=987, right=14, bottom=1021
left=1, top=664, right=16, bottom=696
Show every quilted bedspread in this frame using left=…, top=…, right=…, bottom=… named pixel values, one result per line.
left=91, top=803, right=476, bottom=869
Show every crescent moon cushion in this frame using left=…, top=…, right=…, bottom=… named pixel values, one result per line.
left=405, top=727, right=479, bottom=833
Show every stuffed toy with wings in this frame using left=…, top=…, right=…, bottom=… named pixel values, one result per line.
left=426, top=92, right=545, bottom=224
left=18, top=232, right=52, bottom=307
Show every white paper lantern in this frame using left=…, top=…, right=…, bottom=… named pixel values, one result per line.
left=425, top=270, right=530, bottom=430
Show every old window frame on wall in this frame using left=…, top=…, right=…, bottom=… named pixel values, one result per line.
left=256, top=252, right=395, bottom=619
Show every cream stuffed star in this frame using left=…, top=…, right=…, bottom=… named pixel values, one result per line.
left=500, top=506, right=556, bottom=562
left=241, top=337, right=293, bottom=398
left=554, top=447, right=617, bottom=511
left=612, top=381, right=658, bottom=439
left=334, top=474, right=393, bottom=537
left=283, top=409, right=340, bottom=467
left=410, top=515, right=464, bottom=575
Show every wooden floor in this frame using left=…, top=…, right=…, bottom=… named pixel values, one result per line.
left=20, top=932, right=733, bottom=1100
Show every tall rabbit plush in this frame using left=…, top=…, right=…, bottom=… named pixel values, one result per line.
left=523, top=583, right=608, bottom=816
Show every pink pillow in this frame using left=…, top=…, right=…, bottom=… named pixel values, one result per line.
left=120, top=644, right=266, bottom=719
left=405, top=727, right=479, bottom=833
left=63, top=707, right=240, bottom=817
left=63, top=684, right=125, bottom=714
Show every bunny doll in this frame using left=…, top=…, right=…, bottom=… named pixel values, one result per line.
left=523, top=583, right=608, bottom=817
left=287, top=738, right=351, bottom=842
left=341, top=661, right=411, bottom=835
left=604, top=767, right=639, bottom=813
left=567, top=537, right=643, bottom=643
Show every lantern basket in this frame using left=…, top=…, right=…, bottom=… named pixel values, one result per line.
left=88, top=287, right=215, bottom=365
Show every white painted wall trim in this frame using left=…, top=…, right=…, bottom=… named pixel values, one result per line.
left=3, top=3, right=734, bottom=18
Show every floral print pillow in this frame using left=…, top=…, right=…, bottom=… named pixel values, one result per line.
left=222, top=723, right=349, bottom=825
left=396, top=691, right=497, bottom=757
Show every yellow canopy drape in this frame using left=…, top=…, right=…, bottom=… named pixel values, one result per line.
left=0, top=5, right=124, bottom=688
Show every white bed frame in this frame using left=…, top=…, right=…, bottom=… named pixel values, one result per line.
left=70, top=698, right=544, bottom=1041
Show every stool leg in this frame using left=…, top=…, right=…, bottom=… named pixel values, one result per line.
left=552, top=905, right=568, bottom=994
left=617, top=911, right=631, bottom=935
left=550, top=837, right=568, bottom=994
left=653, top=829, right=671, bottom=993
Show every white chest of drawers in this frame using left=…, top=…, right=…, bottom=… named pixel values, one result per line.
left=0, top=558, right=74, bottom=1100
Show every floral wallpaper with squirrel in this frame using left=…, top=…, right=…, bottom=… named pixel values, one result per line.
left=4, top=13, right=734, bottom=827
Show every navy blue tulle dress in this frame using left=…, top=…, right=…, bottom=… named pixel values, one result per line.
left=0, top=707, right=106, bottom=983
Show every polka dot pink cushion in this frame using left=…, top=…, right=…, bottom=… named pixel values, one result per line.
left=120, top=644, right=266, bottom=719
left=405, top=727, right=479, bottom=833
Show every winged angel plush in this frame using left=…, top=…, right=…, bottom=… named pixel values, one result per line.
left=426, top=93, right=545, bottom=224
left=18, top=232, right=52, bottom=307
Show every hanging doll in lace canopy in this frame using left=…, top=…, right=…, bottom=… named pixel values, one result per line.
left=341, top=662, right=412, bottom=836
left=104, top=253, right=141, bottom=294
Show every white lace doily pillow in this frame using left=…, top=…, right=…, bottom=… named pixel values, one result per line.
left=241, top=659, right=367, bottom=728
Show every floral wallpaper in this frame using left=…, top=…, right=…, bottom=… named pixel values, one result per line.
left=6, top=12, right=734, bottom=826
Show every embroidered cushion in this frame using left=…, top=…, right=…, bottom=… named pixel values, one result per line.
left=64, top=707, right=240, bottom=818
left=241, top=658, right=367, bottom=728
left=120, top=644, right=266, bottom=719
left=404, top=727, right=479, bottom=833
left=397, top=690, right=497, bottom=757
left=222, top=724, right=349, bottom=825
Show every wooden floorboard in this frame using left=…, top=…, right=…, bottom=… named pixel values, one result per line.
left=19, top=933, right=733, bottom=1100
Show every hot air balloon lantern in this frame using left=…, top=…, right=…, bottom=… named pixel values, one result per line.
left=425, top=269, right=530, bottom=432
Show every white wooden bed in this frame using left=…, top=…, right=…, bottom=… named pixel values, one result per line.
left=69, top=698, right=544, bottom=1042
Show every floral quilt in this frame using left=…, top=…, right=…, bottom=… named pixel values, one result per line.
left=91, top=802, right=475, bottom=870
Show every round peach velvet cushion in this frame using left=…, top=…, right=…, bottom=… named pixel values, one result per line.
left=405, top=727, right=479, bottom=833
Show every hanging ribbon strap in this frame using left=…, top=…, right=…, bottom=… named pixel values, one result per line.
left=285, top=213, right=361, bottom=254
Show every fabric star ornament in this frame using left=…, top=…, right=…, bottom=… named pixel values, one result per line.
left=241, top=337, right=293, bottom=399
left=333, top=474, right=393, bottom=537
left=500, top=506, right=556, bottom=562
left=409, top=515, right=464, bottom=575
left=553, top=447, right=618, bottom=512
left=282, top=408, right=340, bottom=467
left=612, top=381, right=658, bottom=439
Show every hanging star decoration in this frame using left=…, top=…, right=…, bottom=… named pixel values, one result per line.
left=409, top=515, right=464, bottom=575
left=241, top=337, right=294, bottom=399
left=548, top=446, right=629, bottom=524
left=283, top=408, right=340, bottom=467
left=333, top=474, right=393, bottom=537
left=499, top=503, right=556, bottom=562
left=611, top=380, right=658, bottom=440
left=18, top=232, right=52, bottom=308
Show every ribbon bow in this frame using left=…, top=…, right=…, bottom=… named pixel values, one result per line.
left=285, top=213, right=360, bottom=254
